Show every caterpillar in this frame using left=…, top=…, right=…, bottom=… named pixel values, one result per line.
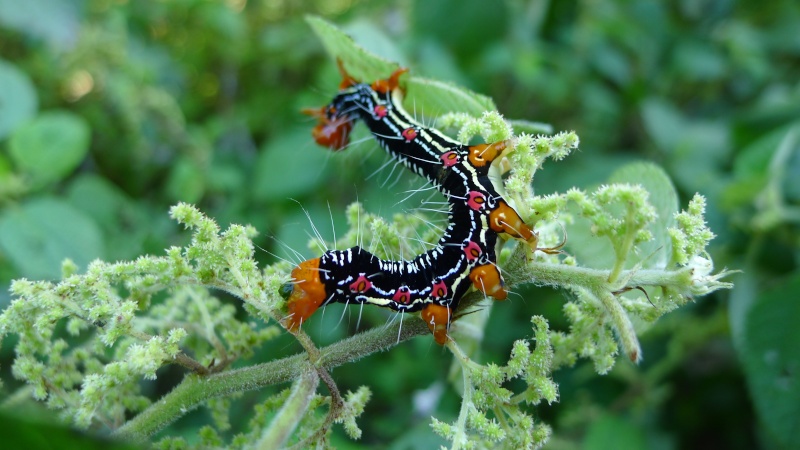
left=282, top=61, right=537, bottom=345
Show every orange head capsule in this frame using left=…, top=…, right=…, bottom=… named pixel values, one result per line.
left=283, top=258, right=328, bottom=330
left=302, top=107, right=354, bottom=150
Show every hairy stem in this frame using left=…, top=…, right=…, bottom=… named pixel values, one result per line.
left=447, top=339, right=474, bottom=450
left=256, top=368, right=319, bottom=450
left=596, top=288, right=641, bottom=362
left=114, top=317, right=428, bottom=442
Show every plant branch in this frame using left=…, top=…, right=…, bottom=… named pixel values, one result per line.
left=256, top=367, right=319, bottom=450
left=114, top=316, right=429, bottom=442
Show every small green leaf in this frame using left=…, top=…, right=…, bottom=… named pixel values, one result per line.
left=609, top=162, right=678, bottom=268
left=0, top=59, right=38, bottom=140
left=8, top=111, right=90, bottom=185
left=0, top=197, right=104, bottom=279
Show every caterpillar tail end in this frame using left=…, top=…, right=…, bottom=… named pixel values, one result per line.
left=282, top=258, right=327, bottom=331
left=421, top=303, right=451, bottom=345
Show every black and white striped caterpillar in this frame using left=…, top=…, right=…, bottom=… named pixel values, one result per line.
left=282, top=62, right=538, bottom=344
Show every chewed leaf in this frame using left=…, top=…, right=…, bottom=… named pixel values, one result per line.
left=306, top=15, right=496, bottom=117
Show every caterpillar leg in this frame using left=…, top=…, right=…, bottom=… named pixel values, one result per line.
left=467, top=140, right=509, bottom=167
left=469, top=264, right=508, bottom=300
left=282, top=258, right=328, bottom=331
left=488, top=199, right=567, bottom=256
left=421, top=303, right=451, bottom=345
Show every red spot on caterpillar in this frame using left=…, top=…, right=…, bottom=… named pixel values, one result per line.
left=440, top=151, right=459, bottom=167
left=392, top=286, right=411, bottom=304
left=469, top=264, right=508, bottom=300
left=284, top=258, right=328, bottom=330
left=431, top=278, right=448, bottom=298
left=421, top=303, right=451, bottom=345
left=373, top=104, right=388, bottom=119
left=467, top=191, right=486, bottom=210
left=349, top=274, right=373, bottom=293
left=489, top=201, right=535, bottom=241
left=468, top=141, right=508, bottom=167
left=401, top=128, right=417, bottom=142
left=462, top=240, right=482, bottom=261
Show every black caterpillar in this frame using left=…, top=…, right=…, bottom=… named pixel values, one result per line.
left=283, top=62, right=537, bottom=344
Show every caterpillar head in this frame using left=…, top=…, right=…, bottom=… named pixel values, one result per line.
left=303, top=104, right=354, bottom=151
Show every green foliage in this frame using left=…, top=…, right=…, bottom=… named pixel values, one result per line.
left=0, top=1, right=795, bottom=449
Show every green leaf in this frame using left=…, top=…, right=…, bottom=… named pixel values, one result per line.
left=252, top=128, right=329, bottom=201
left=8, top=111, right=90, bottom=185
left=738, top=272, right=800, bottom=448
left=306, top=15, right=398, bottom=83
left=306, top=15, right=496, bottom=117
left=405, top=77, right=496, bottom=117
left=609, top=162, right=678, bottom=269
left=0, top=59, right=38, bottom=140
left=508, top=119, right=553, bottom=136
left=582, top=414, right=646, bottom=450
left=0, top=197, right=104, bottom=279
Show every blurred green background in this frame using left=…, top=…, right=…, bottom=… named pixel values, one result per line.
left=1, top=0, right=799, bottom=449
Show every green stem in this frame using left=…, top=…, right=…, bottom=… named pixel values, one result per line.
left=255, top=368, right=319, bottom=450
left=114, top=315, right=428, bottom=442
left=506, top=254, right=692, bottom=293
left=596, top=288, right=641, bottom=362
left=447, top=339, right=474, bottom=450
